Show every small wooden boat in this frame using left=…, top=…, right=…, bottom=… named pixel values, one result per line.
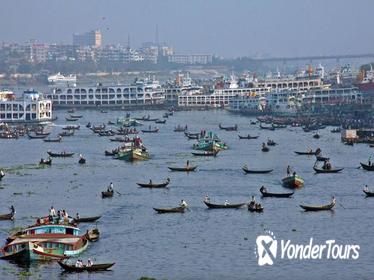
left=153, top=207, right=186, bottom=214
left=39, top=158, right=52, bottom=165
left=155, top=119, right=166, bottom=124
left=59, top=130, right=75, bottom=137
left=219, top=124, right=238, bottom=131
left=70, top=115, right=83, bottom=119
left=62, top=125, right=80, bottom=130
left=43, top=136, right=62, bottom=143
left=66, top=117, right=79, bottom=122
left=141, top=128, right=159, bottom=133
left=185, top=132, right=199, bottom=140
left=282, top=174, right=304, bottom=188
left=27, top=133, right=48, bottom=139
left=248, top=202, right=264, bottom=212
left=260, top=123, right=275, bottom=131
left=57, top=261, right=114, bottom=272
left=261, top=145, right=270, bottom=152
left=105, top=150, right=118, bottom=156
left=363, top=189, right=374, bottom=197
left=313, top=167, right=343, bottom=173
left=242, top=166, right=273, bottom=174
left=267, top=140, right=277, bottom=146
left=360, top=162, right=374, bottom=171
left=300, top=200, right=335, bottom=211
left=74, top=215, right=101, bottom=223
left=47, top=151, right=74, bottom=157
left=137, top=178, right=170, bottom=188
left=203, top=201, right=246, bottom=209
left=0, top=212, right=14, bottom=220
left=294, top=151, right=316, bottom=155
left=168, top=166, right=197, bottom=172
left=260, top=187, right=294, bottom=198
left=101, top=190, right=113, bottom=198
left=238, top=135, right=259, bottom=139
left=191, top=150, right=218, bottom=157
left=85, top=228, right=100, bottom=242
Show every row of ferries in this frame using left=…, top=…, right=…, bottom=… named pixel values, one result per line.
left=1, top=218, right=90, bottom=262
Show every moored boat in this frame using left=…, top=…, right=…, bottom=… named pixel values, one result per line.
left=300, top=199, right=336, bottom=211
left=57, top=261, right=115, bottom=272
left=191, top=150, right=218, bottom=157
left=153, top=207, right=186, bottom=214
left=203, top=201, right=246, bottom=209
left=313, top=166, right=343, bottom=173
left=242, top=165, right=273, bottom=174
left=168, top=166, right=197, bottom=172
left=47, top=151, right=74, bottom=157
left=360, top=162, right=374, bottom=171
left=137, top=178, right=170, bottom=188
left=238, top=134, right=259, bottom=139
left=43, top=136, right=62, bottom=143
left=260, top=186, right=294, bottom=198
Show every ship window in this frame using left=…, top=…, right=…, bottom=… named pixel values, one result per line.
left=102, top=95, right=108, bottom=99
left=0, top=104, right=4, bottom=111
left=117, top=88, right=122, bottom=93
left=6, top=104, right=11, bottom=111
left=124, top=88, right=129, bottom=93
left=89, top=89, right=93, bottom=93
left=60, top=95, right=66, bottom=100
left=95, top=95, right=101, bottom=99
left=0, top=114, right=5, bottom=119
left=6, top=113, right=11, bottom=119
left=109, top=88, right=115, bottom=93
left=66, top=227, right=74, bottom=235
left=67, top=89, right=72, bottom=94
left=13, top=113, right=18, bottom=119
left=95, top=89, right=101, bottom=93
left=102, top=88, right=108, bottom=93
left=116, top=94, right=122, bottom=98
left=74, top=89, right=80, bottom=93
left=89, top=95, right=93, bottom=99
left=13, top=104, right=18, bottom=111
left=81, top=89, right=86, bottom=93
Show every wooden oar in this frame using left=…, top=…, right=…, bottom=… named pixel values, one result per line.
left=339, top=202, right=346, bottom=209
left=115, top=191, right=122, bottom=195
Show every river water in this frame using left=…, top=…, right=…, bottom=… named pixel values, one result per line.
left=0, top=109, right=372, bottom=280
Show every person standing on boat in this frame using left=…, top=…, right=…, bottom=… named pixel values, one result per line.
left=49, top=206, right=56, bottom=217
left=332, top=196, right=336, bottom=205
left=287, top=165, right=292, bottom=176
left=87, top=258, right=93, bottom=267
left=10, top=205, right=15, bottom=214
left=186, top=160, right=190, bottom=167
left=364, top=185, right=369, bottom=192
left=224, top=200, right=229, bottom=206
left=180, top=200, right=188, bottom=208
left=149, top=179, right=153, bottom=185
left=368, top=156, right=372, bottom=166
left=204, top=195, right=210, bottom=203
left=108, top=182, right=114, bottom=192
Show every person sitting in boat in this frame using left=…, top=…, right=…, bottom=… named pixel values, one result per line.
left=186, top=160, right=190, bottom=167
left=368, top=157, right=372, bottom=166
left=332, top=196, right=336, bottom=204
left=315, top=148, right=321, bottom=155
left=308, top=148, right=313, bottom=153
left=180, top=200, right=188, bottom=208
left=262, top=142, right=266, bottom=148
left=87, top=258, right=93, bottom=267
left=260, top=186, right=267, bottom=193
left=149, top=179, right=153, bottom=185
left=293, top=171, right=296, bottom=176
left=108, top=182, right=114, bottom=192
left=0, top=169, right=4, bottom=177
left=224, top=200, right=230, bottom=206
left=364, top=185, right=369, bottom=192
left=204, top=195, right=210, bottom=203
left=76, top=259, right=83, bottom=268
left=76, top=213, right=80, bottom=220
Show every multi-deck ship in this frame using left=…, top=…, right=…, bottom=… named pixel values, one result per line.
left=48, top=72, right=77, bottom=86
left=0, top=89, right=52, bottom=123
left=45, top=78, right=165, bottom=108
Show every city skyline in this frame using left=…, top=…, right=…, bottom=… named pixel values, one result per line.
left=0, top=0, right=373, bottom=58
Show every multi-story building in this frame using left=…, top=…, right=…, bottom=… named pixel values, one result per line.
left=73, top=30, right=102, bottom=48
left=168, top=54, right=213, bottom=65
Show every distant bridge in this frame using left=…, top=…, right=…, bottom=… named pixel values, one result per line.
left=254, top=53, right=374, bottom=62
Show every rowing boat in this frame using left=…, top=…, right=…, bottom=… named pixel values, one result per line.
left=313, top=167, right=343, bottom=173
left=363, top=189, right=374, bottom=197
left=294, top=151, right=316, bottom=155
left=153, top=207, right=186, bottom=214
left=300, top=200, right=335, bottom=211
left=191, top=151, right=218, bottom=157
left=85, top=228, right=100, bottom=242
left=168, top=166, right=197, bottom=172
left=0, top=212, right=14, bottom=220
left=242, top=166, right=273, bottom=174
left=203, top=201, right=246, bottom=209
left=282, top=174, right=304, bottom=188
left=57, top=261, right=114, bottom=272
left=137, top=179, right=170, bottom=188
left=360, top=162, right=374, bottom=171
left=73, top=216, right=101, bottom=223
left=101, top=190, right=114, bottom=198
left=248, top=202, right=264, bottom=212
left=238, top=135, right=259, bottom=139
left=47, top=151, right=74, bottom=157
left=260, top=187, right=294, bottom=198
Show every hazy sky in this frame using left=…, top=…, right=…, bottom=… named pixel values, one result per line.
left=1, top=0, right=373, bottom=58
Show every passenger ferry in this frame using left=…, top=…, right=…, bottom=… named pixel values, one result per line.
left=46, top=78, right=165, bottom=108
left=48, top=72, right=77, bottom=86
left=164, top=73, right=203, bottom=106
left=0, top=89, right=52, bottom=123
left=176, top=75, right=322, bottom=108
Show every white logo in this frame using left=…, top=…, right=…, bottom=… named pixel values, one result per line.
left=254, top=231, right=360, bottom=266
left=255, top=231, right=277, bottom=266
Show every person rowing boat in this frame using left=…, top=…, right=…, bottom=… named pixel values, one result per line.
left=180, top=200, right=188, bottom=208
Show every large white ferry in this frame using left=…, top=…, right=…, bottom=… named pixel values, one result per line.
left=47, top=73, right=77, bottom=86
left=0, top=89, right=52, bottom=123
left=176, top=75, right=322, bottom=108
left=45, top=78, right=165, bottom=108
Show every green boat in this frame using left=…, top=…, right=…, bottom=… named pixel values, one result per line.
left=116, top=117, right=142, bottom=127
left=115, top=147, right=149, bottom=161
left=282, top=174, right=304, bottom=188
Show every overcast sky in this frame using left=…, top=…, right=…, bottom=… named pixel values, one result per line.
left=0, top=0, right=373, bottom=58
